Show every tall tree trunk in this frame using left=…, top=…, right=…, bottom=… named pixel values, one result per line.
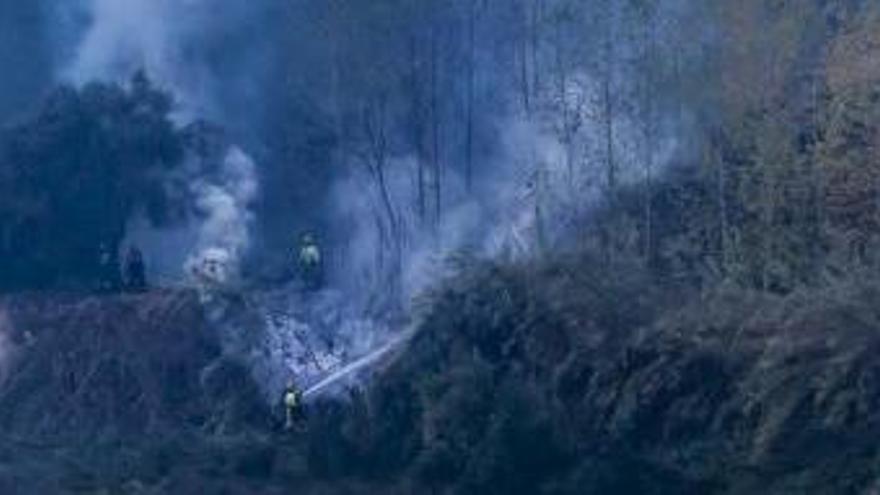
left=364, top=101, right=400, bottom=247
left=602, top=52, right=616, bottom=199
left=554, top=20, right=573, bottom=186
left=466, top=1, right=476, bottom=192
left=759, top=157, right=773, bottom=292
left=714, top=142, right=729, bottom=273
left=601, top=12, right=617, bottom=260
left=518, top=1, right=531, bottom=116
left=328, top=2, right=343, bottom=139
left=410, top=37, right=427, bottom=223
left=809, top=75, right=825, bottom=280
left=641, top=9, right=657, bottom=264
left=430, top=26, right=442, bottom=227
left=531, top=0, right=542, bottom=101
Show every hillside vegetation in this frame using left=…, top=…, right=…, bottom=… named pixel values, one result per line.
left=325, top=258, right=880, bottom=494
left=3, top=2, right=880, bottom=494
left=3, top=257, right=880, bottom=494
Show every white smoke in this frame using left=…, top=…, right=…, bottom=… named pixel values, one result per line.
left=331, top=68, right=681, bottom=306
left=61, top=0, right=261, bottom=282
left=329, top=110, right=588, bottom=304
left=64, top=0, right=174, bottom=82
left=59, top=0, right=218, bottom=119
left=184, top=147, right=259, bottom=284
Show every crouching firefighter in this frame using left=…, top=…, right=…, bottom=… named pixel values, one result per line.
left=283, top=380, right=306, bottom=431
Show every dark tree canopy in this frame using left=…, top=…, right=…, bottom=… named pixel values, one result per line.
left=0, top=73, right=184, bottom=290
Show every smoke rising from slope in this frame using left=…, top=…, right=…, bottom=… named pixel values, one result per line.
left=57, top=0, right=262, bottom=281
left=184, top=147, right=259, bottom=283
left=40, top=0, right=698, bottom=401
left=331, top=76, right=682, bottom=305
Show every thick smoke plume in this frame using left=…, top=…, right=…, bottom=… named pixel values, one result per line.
left=184, top=146, right=259, bottom=284
left=58, top=0, right=261, bottom=282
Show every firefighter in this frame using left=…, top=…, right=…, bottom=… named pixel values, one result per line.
left=283, top=380, right=305, bottom=431
left=124, top=246, right=147, bottom=292
left=97, top=242, right=121, bottom=292
left=297, top=233, right=323, bottom=290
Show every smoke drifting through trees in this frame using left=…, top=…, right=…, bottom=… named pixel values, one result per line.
left=5, top=0, right=699, bottom=298
left=2, top=1, right=876, bottom=297
left=284, top=0, right=700, bottom=302
left=47, top=0, right=264, bottom=284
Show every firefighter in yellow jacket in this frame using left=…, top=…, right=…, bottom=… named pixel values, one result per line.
left=297, top=233, right=323, bottom=290
left=283, top=380, right=305, bottom=431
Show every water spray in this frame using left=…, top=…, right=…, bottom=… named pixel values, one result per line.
left=302, top=327, right=417, bottom=400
